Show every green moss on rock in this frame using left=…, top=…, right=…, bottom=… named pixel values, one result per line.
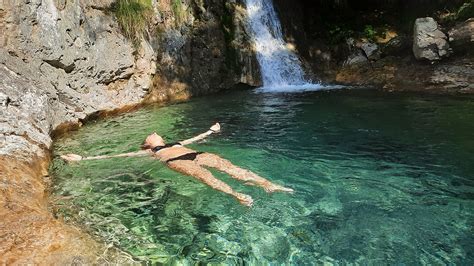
left=112, top=0, right=153, bottom=48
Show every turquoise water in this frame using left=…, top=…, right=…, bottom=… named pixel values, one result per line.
left=51, top=89, right=474, bottom=264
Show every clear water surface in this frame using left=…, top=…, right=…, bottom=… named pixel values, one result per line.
left=51, top=89, right=474, bottom=264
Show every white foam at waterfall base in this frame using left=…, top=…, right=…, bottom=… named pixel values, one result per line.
left=255, top=84, right=346, bottom=93
left=245, top=0, right=338, bottom=92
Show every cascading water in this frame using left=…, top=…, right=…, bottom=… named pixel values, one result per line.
left=244, top=0, right=316, bottom=90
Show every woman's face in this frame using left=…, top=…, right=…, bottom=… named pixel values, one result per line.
left=143, top=133, right=165, bottom=148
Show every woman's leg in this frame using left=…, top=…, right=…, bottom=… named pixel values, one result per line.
left=167, top=160, right=253, bottom=206
left=195, top=153, right=293, bottom=193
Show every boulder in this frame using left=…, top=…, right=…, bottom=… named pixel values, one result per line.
left=382, top=35, right=410, bottom=56
left=343, top=38, right=369, bottom=66
left=344, top=38, right=380, bottom=65
left=448, top=18, right=474, bottom=52
left=343, top=51, right=368, bottom=66
left=360, top=42, right=380, bottom=61
left=413, top=17, right=450, bottom=61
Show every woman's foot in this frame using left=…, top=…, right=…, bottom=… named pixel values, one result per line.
left=264, top=184, right=294, bottom=193
left=235, top=193, right=254, bottom=207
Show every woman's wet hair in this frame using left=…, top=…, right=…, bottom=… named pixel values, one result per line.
left=141, top=140, right=153, bottom=150
left=141, top=133, right=164, bottom=150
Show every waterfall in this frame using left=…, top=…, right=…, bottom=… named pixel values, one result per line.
left=244, top=0, right=315, bottom=90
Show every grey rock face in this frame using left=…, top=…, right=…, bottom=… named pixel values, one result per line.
left=448, top=18, right=474, bottom=52
left=343, top=38, right=381, bottom=66
left=152, top=0, right=261, bottom=98
left=430, top=59, right=474, bottom=91
left=0, top=0, right=156, bottom=160
left=360, top=42, right=380, bottom=61
left=0, top=63, right=51, bottom=160
left=413, top=17, right=450, bottom=61
left=0, top=0, right=260, bottom=160
left=343, top=52, right=368, bottom=66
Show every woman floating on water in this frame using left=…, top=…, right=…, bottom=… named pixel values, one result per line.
left=61, top=123, right=293, bottom=206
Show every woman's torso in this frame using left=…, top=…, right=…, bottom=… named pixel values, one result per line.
left=154, top=145, right=197, bottom=162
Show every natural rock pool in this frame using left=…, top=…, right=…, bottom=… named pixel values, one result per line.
left=51, top=89, right=474, bottom=264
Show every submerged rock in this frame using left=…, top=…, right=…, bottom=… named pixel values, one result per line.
left=0, top=157, right=135, bottom=264
left=252, top=229, right=290, bottom=261
left=413, top=17, right=450, bottom=61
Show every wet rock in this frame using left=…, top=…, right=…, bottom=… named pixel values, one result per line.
left=253, top=230, right=290, bottom=261
left=0, top=64, right=51, bottom=159
left=0, top=157, right=111, bottom=264
left=382, top=35, right=410, bottom=56
left=181, top=233, right=243, bottom=263
left=413, top=17, right=450, bottom=61
left=360, top=42, right=380, bottom=61
left=343, top=38, right=365, bottom=66
left=336, top=55, right=474, bottom=93
left=343, top=38, right=380, bottom=66
left=343, top=51, right=368, bottom=66
left=448, top=18, right=474, bottom=53
left=430, top=59, right=474, bottom=91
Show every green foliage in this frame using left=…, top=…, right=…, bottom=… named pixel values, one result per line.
left=437, top=0, right=474, bottom=24
left=172, top=0, right=185, bottom=26
left=112, top=0, right=153, bottom=47
left=363, top=25, right=377, bottom=41
left=325, top=23, right=392, bottom=44
left=457, top=0, right=474, bottom=21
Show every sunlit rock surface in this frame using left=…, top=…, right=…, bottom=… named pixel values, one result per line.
left=413, top=17, right=450, bottom=61
left=448, top=18, right=474, bottom=52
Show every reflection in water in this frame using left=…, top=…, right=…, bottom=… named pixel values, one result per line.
left=52, top=89, right=474, bottom=264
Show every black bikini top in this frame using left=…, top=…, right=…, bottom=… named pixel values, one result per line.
left=151, top=142, right=181, bottom=153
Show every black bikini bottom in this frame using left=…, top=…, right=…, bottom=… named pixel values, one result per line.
left=166, top=152, right=204, bottom=163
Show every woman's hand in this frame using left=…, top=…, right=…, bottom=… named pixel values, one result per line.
left=210, top=123, right=221, bottom=133
left=61, top=153, right=83, bottom=162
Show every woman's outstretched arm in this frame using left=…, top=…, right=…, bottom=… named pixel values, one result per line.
left=61, top=150, right=151, bottom=162
left=179, top=123, right=220, bottom=146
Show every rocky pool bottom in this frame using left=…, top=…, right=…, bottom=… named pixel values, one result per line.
left=51, top=89, right=474, bottom=264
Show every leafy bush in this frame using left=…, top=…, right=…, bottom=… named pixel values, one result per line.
left=113, top=0, right=153, bottom=47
